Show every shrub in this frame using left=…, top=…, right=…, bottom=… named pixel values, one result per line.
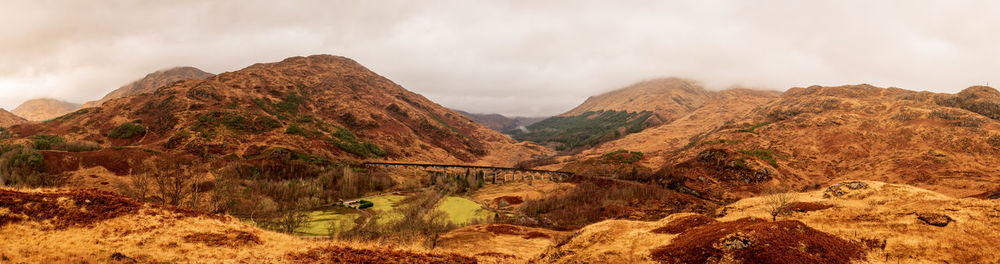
left=56, top=141, right=102, bottom=152
left=330, top=127, right=384, bottom=158
left=253, top=116, right=282, bottom=132
left=285, top=123, right=305, bottom=136
left=989, top=135, right=1000, bottom=147
left=735, top=121, right=770, bottom=134
left=220, top=113, right=249, bottom=131
left=109, top=122, right=147, bottom=139
left=738, top=149, right=778, bottom=167
left=31, top=135, right=64, bottom=150
left=602, top=150, right=643, bottom=164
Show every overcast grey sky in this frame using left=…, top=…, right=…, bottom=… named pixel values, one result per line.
left=1, top=0, right=999, bottom=116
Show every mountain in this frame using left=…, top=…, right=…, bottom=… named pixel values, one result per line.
left=0, top=108, right=27, bottom=127
left=10, top=98, right=81, bottom=121
left=454, top=110, right=546, bottom=132
left=80, top=66, right=214, bottom=109
left=509, top=78, right=716, bottom=151
left=561, top=77, right=713, bottom=119
left=4, top=55, right=549, bottom=181
left=651, top=84, right=1000, bottom=201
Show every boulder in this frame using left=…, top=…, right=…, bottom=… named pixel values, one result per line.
left=917, top=213, right=953, bottom=227
left=823, top=181, right=869, bottom=198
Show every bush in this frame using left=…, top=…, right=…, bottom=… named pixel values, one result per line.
left=331, top=127, right=384, bottom=158
left=253, top=116, right=282, bottom=132
left=602, top=150, right=644, bottom=164
left=285, top=123, right=305, bottom=136
left=735, top=121, right=770, bottom=134
left=0, top=145, right=60, bottom=187
left=989, top=135, right=1000, bottom=147
left=31, top=135, right=64, bottom=150
left=109, top=122, right=147, bottom=139
left=738, top=149, right=778, bottom=167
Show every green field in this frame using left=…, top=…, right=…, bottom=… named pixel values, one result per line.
left=295, top=194, right=407, bottom=236
left=435, top=196, right=492, bottom=225
left=297, top=209, right=359, bottom=236
left=294, top=194, right=490, bottom=236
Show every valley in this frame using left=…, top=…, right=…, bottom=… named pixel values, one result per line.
left=2, top=54, right=1000, bottom=264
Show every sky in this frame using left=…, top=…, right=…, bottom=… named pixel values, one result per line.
left=2, top=0, right=1000, bottom=117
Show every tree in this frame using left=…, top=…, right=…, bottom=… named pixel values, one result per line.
left=764, top=185, right=794, bottom=221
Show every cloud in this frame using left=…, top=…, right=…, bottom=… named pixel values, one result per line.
left=1, top=0, right=1000, bottom=116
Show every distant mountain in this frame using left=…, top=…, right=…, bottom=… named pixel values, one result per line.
left=0, top=108, right=27, bottom=127
left=4, top=55, right=549, bottom=184
left=509, top=78, right=716, bottom=151
left=454, top=110, right=546, bottom=133
left=11, top=98, right=81, bottom=121
left=81, top=66, right=214, bottom=109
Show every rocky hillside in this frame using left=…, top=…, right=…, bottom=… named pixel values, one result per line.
left=534, top=180, right=1000, bottom=264
left=510, top=78, right=716, bottom=151
left=455, top=110, right=546, bottom=133
left=0, top=108, right=27, bottom=127
left=81, top=66, right=214, bottom=109
left=3, top=55, right=549, bottom=184
left=10, top=98, right=80, bottom=121
left=653, top=84, right=1000, bottom=201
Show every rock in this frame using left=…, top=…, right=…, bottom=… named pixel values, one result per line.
left=718, top=233, right=753, bottom=250
left=917, top=213, right=953, bottom=227
left=823, top=181, right=870, bottom=198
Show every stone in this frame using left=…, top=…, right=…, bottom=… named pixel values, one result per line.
left=917, top=213, right=953, bottom=227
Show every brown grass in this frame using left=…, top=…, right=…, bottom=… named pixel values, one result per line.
left=183, top=229, right=262, bottom=247
left=787, top=201, right=833, bottom=212
left=0, top=188, right=142, bottom=228
left=649, top=214, right=717, bottom=234
left=521, top=231, right=550, bottom=239
left=494, top=196, right=524, bottom=206
left=649, top=217, right=864, bottom=264
left=286, top=246, right=476, bottom=264
left=485, top=224, right=522, bottom=235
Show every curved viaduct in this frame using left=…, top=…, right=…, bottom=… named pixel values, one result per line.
left=361, top=162, right=573, bottom=184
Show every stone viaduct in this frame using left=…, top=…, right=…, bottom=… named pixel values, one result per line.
left=361, top=162, right=572, bottom=184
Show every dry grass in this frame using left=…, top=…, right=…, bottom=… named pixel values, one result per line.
left=718, top=180, right=1000, bottom=263
left=472, top=181, right=574, bottom=210
left=436, top=224, right=571, bottom=263
left=0, top=187, right=480, bottom=263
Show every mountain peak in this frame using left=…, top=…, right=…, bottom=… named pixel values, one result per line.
left=561, top=77, right=712, bottom=118
left=11, top=98, right=81, bottom=121
left=81, top=66, right=213, bottom=109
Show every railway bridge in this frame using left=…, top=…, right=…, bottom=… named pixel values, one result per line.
left=361, top=162, right=572, bottom=184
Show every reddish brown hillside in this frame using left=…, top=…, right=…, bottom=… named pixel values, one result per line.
left=4, top=55, right=547, bottom=181
left=562, top=78, right=713, bottom=121
left=81, top=66, right=214, bottom=108
left=657, top=84, right=1000, bottom=200
left=0, top=108, right=27, bottom=127
left=11, top=98, right=80, bottom=121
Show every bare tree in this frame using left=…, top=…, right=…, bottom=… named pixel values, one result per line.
left=764, top=185, right=795, bottom=221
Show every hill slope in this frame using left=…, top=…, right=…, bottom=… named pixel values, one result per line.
left=81, top=66, right=214, bottom=109
left=455, top=110, right=546, bottom=133
left=535, top=181, right=1000, bottom=264
left=0, top=108, right=27, bottom=127
left=655, top=84, right=1000, bottom=200
left=11, top=98, right=81, bottom=121
left=4, top=55, right=549, bottom=183
left=510, top=78, right=714, bottom=151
